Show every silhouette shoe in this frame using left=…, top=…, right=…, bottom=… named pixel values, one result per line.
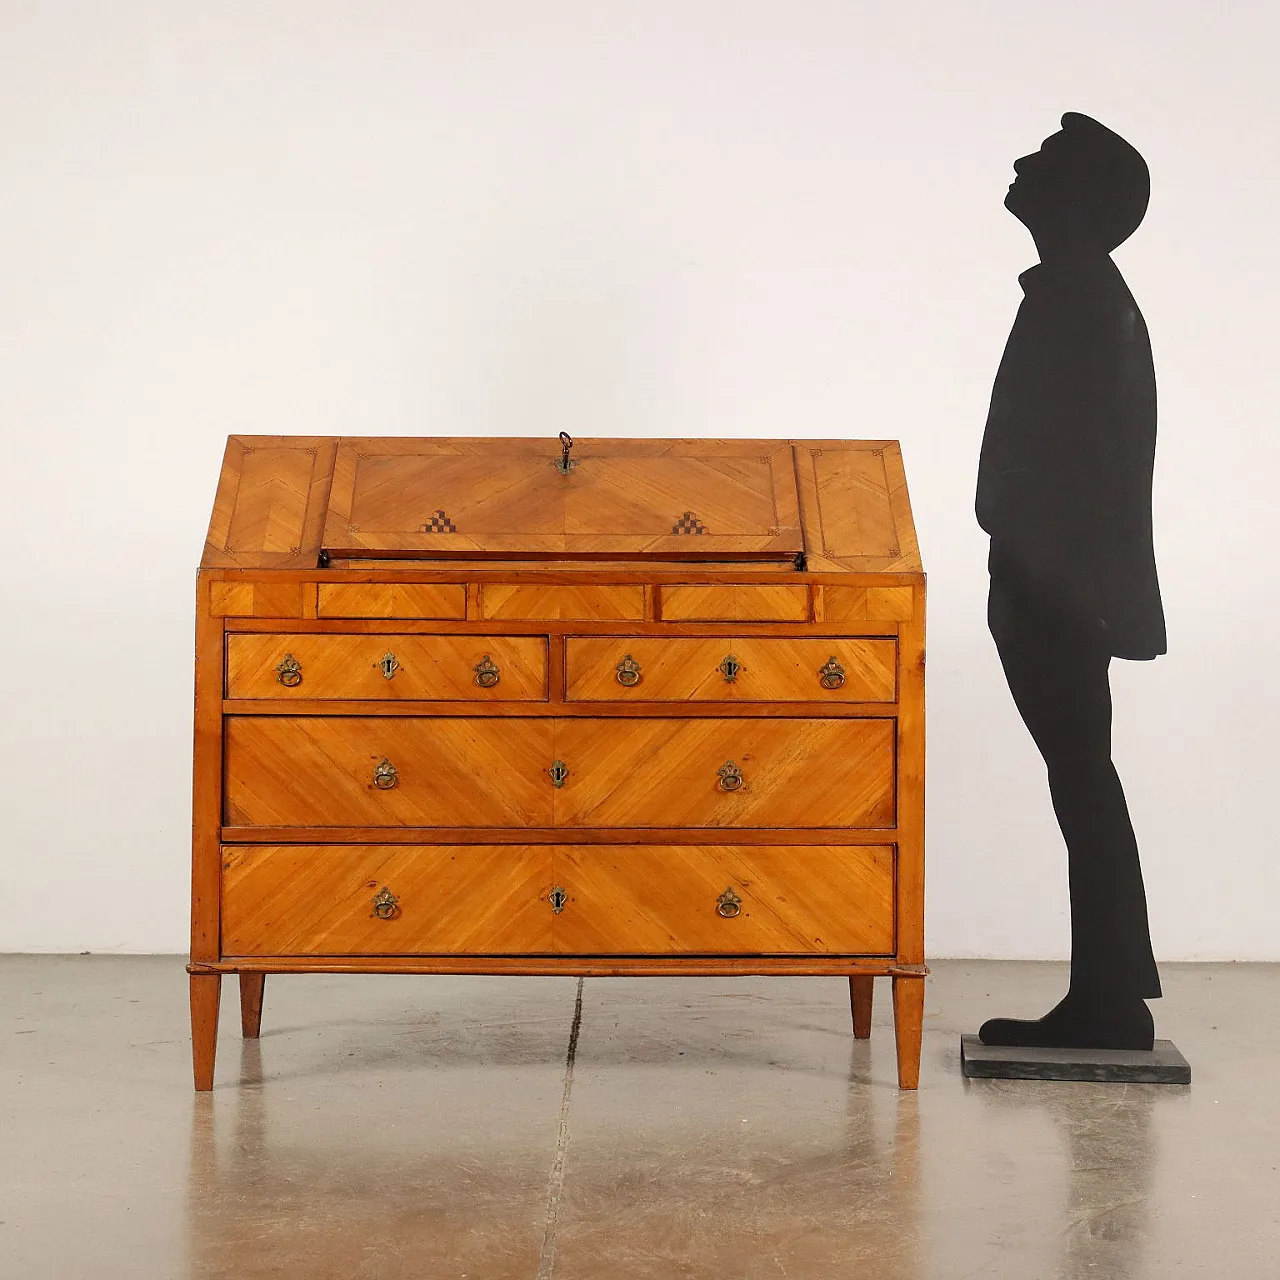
left=978, top=992, right=1154, bottom=1050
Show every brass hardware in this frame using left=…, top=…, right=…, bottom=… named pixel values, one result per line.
left=718, top=654, right=742, bottom=682
left=373, top=758, right=398, bottom=789
left=548, top=887, right=568, bottom=914
left=275, top=653, right=302, bottom=687
left=373, top=887, right=399, bottom=919
left=615, top=655, right=642, bottom=687
left=378, top=652, right=400, bottom=681
left=818, top=656, right=846, bottom=690
left=553, top=430, right=577, bottom=474
left=474, top=655, right=501, bottom=688
left=717, top=760, right=744, bottom=792
left=548, top=760, right=569, bottom=788
left=716, top=887, right=742, bottom=919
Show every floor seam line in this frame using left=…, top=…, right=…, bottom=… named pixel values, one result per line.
left=536, top=975, right=584, bottom=1280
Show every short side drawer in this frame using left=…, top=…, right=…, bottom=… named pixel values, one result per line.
left=226, top=634, right=548, bottom=700
left=565, top=636, right=897, bottom=702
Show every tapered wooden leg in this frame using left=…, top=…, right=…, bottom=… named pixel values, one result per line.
left=190, top=974, right=222, bottom=1092
left=892, top=976, right=925, bottom=1090
left=849, top=976, right=874, bottom=1039
left=239, top=973, right=266, bottom=1039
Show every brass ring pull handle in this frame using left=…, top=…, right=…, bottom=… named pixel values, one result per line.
left=818, top=656, right=846, bottom=690
left=373, top=758, right=398, bottom=789
left=373, top=887, right=399, bottom=919
left=275, top=654, right=302, bottom=687
left=548, top=760, right=569, bottom=788
left=378, top=652, right=400, bottom=681
left=716, top=888, right=742, bottom=919
left=615, top=655, right=641, bottom=687
left=717, top=760, right=744, bottom=792
left=474, top=655, right=501, bottom=688
left=718, top=654, right=742, bottom=683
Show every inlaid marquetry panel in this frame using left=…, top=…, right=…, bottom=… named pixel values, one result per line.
left=481, top=584, right=645, bottom=621
left=659, top=584, right=809, bottom=622
left=552, top=718, right=895, bottom=828
left=791, top=442, right=922, bottom=573
left=203, top=437, right=336, bottom=569
left=554, top=845, right=896, bottom=954
left=322, top=437, right=802, bottom=558
left=222, top=845, right=554, bottom=955
left=316, top=583, right=466, bottom=619
left=565, top=637, right=897, bottom=702
left=226, top=635, right=547, bottom=700
left=223, top=717, right=555, bottom=827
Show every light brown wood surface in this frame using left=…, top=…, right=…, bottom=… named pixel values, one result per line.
left=221, top=844, right=893, bottom=957
left=322, top=437, right=803, bottom=559
left=316, top=583, right=466, bottom=618
left=193, top=434, right=927, bottom=1090
left=553, top=845, right=894, bottom=954
left=551, top=717, right=895, bottom=829
left=223, top=845, right=555, bottom=955
left=223, top=715, right=894, bottom=830
left=481, top=584, right=645, bottom=620
left=659, top=584, right=809, bottom=621
left=224, top=717, right=555, bottom=827
left=226, top=634, right=548, bottom=700
left=564, top=637, right=897, bottom=702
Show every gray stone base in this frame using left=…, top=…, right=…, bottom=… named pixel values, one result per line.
left=961, top=1034, right=1191, bottom=1084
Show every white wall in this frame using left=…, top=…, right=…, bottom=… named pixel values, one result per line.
left=2, top=0, right=1276, bottom=957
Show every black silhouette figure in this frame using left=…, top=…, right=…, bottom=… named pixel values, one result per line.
left=976, top=113, right=1165, bottom=1051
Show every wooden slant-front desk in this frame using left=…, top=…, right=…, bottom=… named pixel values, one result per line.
left=190, top=436, right=927, bottom=1088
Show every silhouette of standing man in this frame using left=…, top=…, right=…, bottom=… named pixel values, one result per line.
left=976, top=113, right=1165, bottom=1050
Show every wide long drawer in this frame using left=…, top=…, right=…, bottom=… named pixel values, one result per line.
left=220, top=844, right=896, bottom=956
left=225, top=634, right=548, bottom=700
left=565, top=636, right=897, bottom=702
left=222, top=717, right=896, bottom=829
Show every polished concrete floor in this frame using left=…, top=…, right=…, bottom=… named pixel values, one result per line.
left=1, top=958, right=1276, bottom=1279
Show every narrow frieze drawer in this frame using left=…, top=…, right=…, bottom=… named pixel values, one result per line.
left=316, top=583, right=466, bottom=618
left=659, top=584, right=809, bottom=621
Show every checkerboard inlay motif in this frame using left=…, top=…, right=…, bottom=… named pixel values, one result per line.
left=421, top=510, right=457, bottom=533
left=672, top=511, right=707, bottom=535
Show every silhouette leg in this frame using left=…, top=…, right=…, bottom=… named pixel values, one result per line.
left=979, top=578, right=1158, bottom=1048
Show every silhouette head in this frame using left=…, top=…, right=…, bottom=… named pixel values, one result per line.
left=1006, top=113, right=1150, bottom=254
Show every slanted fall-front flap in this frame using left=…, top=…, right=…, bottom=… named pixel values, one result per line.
left=319, top=436, right=804, bottom=561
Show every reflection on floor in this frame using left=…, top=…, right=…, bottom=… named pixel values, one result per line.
left=1, top=957, right=1275, bottom=1278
